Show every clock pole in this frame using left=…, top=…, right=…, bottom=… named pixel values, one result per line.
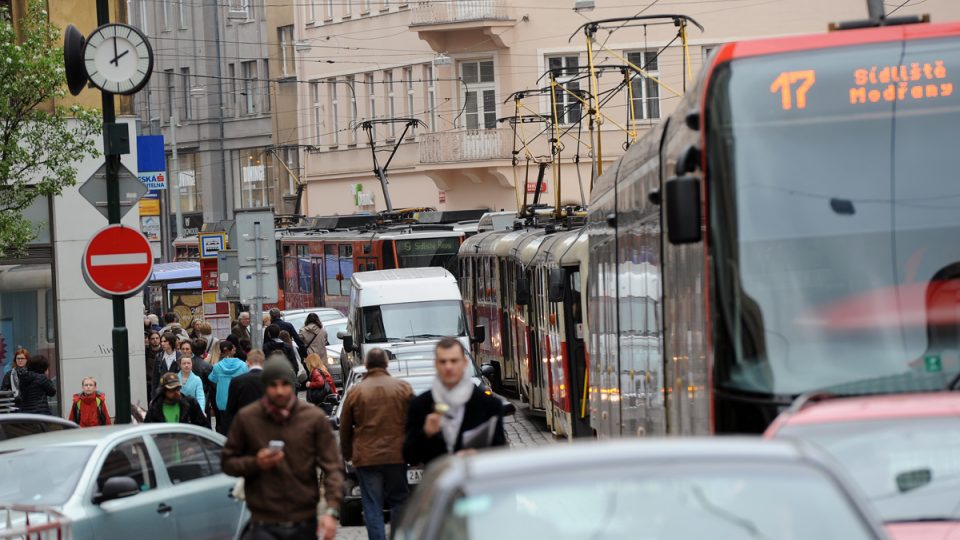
left=97, top=0, right=132, bottom=424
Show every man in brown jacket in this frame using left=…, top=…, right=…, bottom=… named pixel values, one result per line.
left=339, top=348, right=414, bottom=540
left=223, top=356, right=344, bottom=540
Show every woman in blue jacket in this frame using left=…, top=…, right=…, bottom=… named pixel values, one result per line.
left=208, top=341, right=248, bottom=434
left=176, top=343, right=206, bottom=416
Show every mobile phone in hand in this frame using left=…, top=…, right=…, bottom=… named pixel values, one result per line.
left=268, top=440, right=285, bottom=453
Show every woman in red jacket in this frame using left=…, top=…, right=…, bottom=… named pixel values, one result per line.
left=68, top=377, right=112, bottom=427
left=304, top=353, right=337, bottom=413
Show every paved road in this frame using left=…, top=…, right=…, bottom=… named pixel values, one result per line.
left=335, top=401, right=556, bottom=539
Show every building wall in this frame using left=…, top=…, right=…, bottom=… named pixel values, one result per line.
left=294, top=0, right=960, bottom=215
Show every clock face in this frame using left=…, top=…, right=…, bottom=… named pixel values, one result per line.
left=82, top=24, right=153, bottom=95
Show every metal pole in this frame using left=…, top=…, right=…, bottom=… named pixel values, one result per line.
left=98, top=0, right=131, bottom=424
left=170, top=115, right=183, bottom=239
left=251, top=221, right=264, bottom=350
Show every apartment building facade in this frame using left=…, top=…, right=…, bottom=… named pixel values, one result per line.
left=129, top=0, right=285, bottom=234
left=293, top=0, right=959, bottom=215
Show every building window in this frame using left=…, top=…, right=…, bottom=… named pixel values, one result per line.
left=381, top=0, right=389, bottom=10
left=366, top=73, right=376, bottom=120
left=180, top=67, right=191, bottom=120
left=278, top=26, right=295, bottom=77
left=262, top=59, right=271, bottom=112
left=228, top=0, right=250, bottom=21
left=346, top=75, right=357, bottom=145
left=312, top=82, right=322, bottom=144
left=238, top=148, right=273, bottom=208
left=137, top=0, right=148, bottom=31
left=403, top=67, right=415, bottom=138
left=164, top=69, right=175, bottom=121
left=424, top=64, right=436, bottom=131
left=242, top=60, right=258, bottom=115
left=307, top=0, right=316, bottom=22
left=460, top=59, right=496, bottom=130
left=547, top=55, right=581, bottom=125
left=226, top=63, right=236, bottom=117
left=177, top=0, right=187, bottom=28
left=325, top=0, right=334, bottom=19
left=361, top=0, right=371, bottom=14
left=329, top=79, right=340, bottom=147
left=161, top=0, right=171, bottom=30
left=344, top=0, right=352, bottom=17
left=177, top=152, right=202, bottom=212
left=626, top=51, right=660, bottom=120
left=385, top=70, right=395, bottom=138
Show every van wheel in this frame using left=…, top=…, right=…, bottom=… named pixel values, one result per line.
left=340, top=501, right=363, bottom=527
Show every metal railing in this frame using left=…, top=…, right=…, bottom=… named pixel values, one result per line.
left=410, top=0, right=510, bottom=26
left=419, top=128, right=513, bottom=164
left=0, top=505, right=70, bottom=539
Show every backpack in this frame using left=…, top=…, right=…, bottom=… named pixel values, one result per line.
left=306, top=370, right=331, bottom=406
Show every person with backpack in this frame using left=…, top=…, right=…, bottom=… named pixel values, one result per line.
left=68, top=377, right=112, bottom=427
left=304, top=353, right=337, bottom=413
left=16, top=355, right=56, bottom=415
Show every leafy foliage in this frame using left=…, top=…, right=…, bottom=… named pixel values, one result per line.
left=0, top=0, right=102, bottom=255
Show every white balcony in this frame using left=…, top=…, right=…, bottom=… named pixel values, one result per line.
left=410, top=0, right=510, bottom=26
left=419, top=128, right=513, bottom=164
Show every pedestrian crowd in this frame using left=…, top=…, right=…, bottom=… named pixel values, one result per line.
left=1, top=308, right=507, bottom=540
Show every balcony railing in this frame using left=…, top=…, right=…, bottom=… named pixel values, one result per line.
left=410, top=0, right=510, bottom=26
left=420, top=128, right=513, bottom=164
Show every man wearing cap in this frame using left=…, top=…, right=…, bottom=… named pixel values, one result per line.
left=223, top=356, right=344, bottom=540
left=144, top=372, right=209, bottom=427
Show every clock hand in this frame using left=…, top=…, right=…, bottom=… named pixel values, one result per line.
left=112, top=49, right=130, bottom=64
left=111, top=37, right=119, bottom=66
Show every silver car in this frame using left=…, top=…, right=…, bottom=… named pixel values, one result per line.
left=0, top=424, right=246, bottom=540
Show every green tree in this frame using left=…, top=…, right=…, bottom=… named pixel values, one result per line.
left=0, top=0, right=101, bottom=256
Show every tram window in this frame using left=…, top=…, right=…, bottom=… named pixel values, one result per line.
left=382, top=241, right=396, bottom=270
left=297, top=245, right=311, bottom=293
left=569, top=271, right=583, bottom=325
left=284, top=249, right=299, bottom=293
left=324, top=244, right=341, bottom=295
left=339, top=245, right=354, bottom=296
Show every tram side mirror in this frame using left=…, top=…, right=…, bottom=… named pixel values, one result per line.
left=338, top=332, right=354, bottom=353
left=472, top=325, right=486, bottom=344
left=896, top=468, right=932, bottom=493
left=665, top=176, right=702, bottom=244
left=517, top=278, right=531, bottom=306
left=548, top=269, right=565, bottom=302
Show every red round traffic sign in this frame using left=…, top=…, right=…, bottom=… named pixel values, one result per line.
left=82, top=224, right=154, bottom=298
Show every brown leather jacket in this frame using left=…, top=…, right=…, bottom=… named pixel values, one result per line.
left=339, top=368, right=414, bottom=467
left=222, top=398, right=344, bottom=521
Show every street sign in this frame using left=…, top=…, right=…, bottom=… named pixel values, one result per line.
left=217, top=249, right=240, bottom=301
left=79, top=162, right=149, bottom=220
left=199, top=231, right=227, bottom=259
left=239, top=266, right=279, bottom=304
left=236, top=209, right=277, bottom=266
left=81, top=224, right=154, bottom=298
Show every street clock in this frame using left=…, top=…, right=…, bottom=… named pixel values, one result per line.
left=65, top=23, right=153, bottom=96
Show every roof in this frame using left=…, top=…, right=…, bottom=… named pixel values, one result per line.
left=353, top=267, right=454, bottom=286
left=454, top=438, right=814, bottom=481
left=352, top=268, right=460, bottom=306
left=150, top=261, right=200, bottom=282
left=777, top=392, right=960, bottom=426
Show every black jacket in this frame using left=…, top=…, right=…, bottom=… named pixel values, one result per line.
left=151, top=351, right=181, bottom=394
left=403, top=386, right=506, bottom=466
left=263, top=339, right=298, bottom=374
left=265, top=318, right=306, bottom=358
left=144, top=394, right=209, bottom=427
left=223, top=368, right=264, bottom=434
left=14, top=369, right=56, bottom=415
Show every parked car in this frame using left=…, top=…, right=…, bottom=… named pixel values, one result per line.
left=331, top=359, right=512, bottom=527
left=0, top=413, right=77, bottom=441
left=277, top=307, right=345, bottom=332
left=393, top=438, right=889, bottom=540
left=766, top=392, right=960, bottom=539
left=0, top=423, right=246, bottom=540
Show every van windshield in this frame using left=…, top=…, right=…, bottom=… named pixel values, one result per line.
left=362, top=300, right=466, bottom=342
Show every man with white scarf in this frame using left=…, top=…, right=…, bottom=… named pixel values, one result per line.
left=404, top=337, right=507, bottom=466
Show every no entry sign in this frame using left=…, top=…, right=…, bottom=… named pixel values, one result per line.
left=82, top=224, right=154, bottom=298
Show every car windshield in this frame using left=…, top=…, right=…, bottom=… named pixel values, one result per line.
left=778, top=417, right=960, bottom=523
left=326, top=322, right=347, bottom=346
left=0, top=445, right=94, bottom=505
left=708, top=37, right=960, bottom=396
left=361, top=300, right=465, bottom=343
left=438, top=464, right=875, bottom=540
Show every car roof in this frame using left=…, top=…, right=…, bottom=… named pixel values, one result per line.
left=352, top=267, right=453, bottom=286
left=0, top=413, right=78, bottom=428
left=779, top=392, right=960, bottom=426
left=0, top=423, right=222, bottom=451
left=451, top=438, right=816, bottom=481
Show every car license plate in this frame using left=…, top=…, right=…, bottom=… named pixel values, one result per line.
left=407, top=468, right=423, bottom=484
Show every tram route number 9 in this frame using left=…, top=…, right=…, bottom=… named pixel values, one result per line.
left=770, top=70, right=817, bottom=111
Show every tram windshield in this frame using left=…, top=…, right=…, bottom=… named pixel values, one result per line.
left=394, top=237, right=460, bottom=274
left=708, top=37, right=960, bottom=396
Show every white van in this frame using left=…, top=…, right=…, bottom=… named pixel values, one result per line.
left=337, top=268, right=484, bottom=378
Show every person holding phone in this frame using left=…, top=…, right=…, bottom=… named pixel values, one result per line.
left=223, top=356, right=344, bottom=540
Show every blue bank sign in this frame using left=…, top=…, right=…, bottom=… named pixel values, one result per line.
left=139, top=171, right=166, bottom=190
left=137, top=135, right=167, bottom=191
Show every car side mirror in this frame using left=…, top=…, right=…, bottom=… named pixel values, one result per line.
left=547, top=268, right=565, bottom=302
left=896, top=468, right=932, bottom=493
left=323, top=394, right=340, bottom=406
left=480, top=363, right=496, bottom=379
left=472, top=325, right=486, bottom=344
left=338, top=332, right=354, bottom=353
left=665, top=175, right=702, bottom=244
left=516, top=277, right=530, bottom=306
left=95, top=476, right=140, bottom=504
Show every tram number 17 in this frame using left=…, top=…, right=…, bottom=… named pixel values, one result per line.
left=770, top=70, right=816, bottom=110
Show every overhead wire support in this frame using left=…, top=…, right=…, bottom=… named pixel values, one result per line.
left=360, top=117, right=426, bottom=213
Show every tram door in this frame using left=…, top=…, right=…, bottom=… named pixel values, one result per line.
left=311, top=257, right=325, bottom=307
left=564, top=267, right=591, bottom=437
left=498, top=259, right=513, bottom=385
